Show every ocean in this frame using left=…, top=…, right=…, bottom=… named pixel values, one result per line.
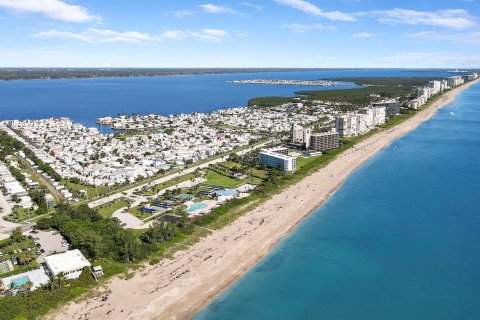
left=0, top=69, right=453, bottom=134
left=193, top=82, right=480, bottom=319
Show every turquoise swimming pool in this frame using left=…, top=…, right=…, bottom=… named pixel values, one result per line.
left=12, top=275, right=30, bottom=288
left=186, top=203, right=208, bottom=213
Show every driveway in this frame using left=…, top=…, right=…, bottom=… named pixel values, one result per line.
left=111, top=208, right=146, bottom=229
left=0, top=193, right=22, bottom=241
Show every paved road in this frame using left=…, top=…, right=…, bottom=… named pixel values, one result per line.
left=0, top=192, right=21, bottom=240
left=88, top=142, right=269, bottom=209
left=111, top=178, right=206, bottom=229
left=16, top=156, right=65, bottom=202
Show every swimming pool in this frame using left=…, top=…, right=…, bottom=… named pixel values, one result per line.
left=186, top=203, right=208, bottom=213
left=11, top=275, right=30, bottom=288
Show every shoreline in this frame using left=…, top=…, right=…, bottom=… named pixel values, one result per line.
left=47, top=79, right=479, bottom=320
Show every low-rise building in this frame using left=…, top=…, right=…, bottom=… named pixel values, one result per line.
left=44, top=249, right=92, bottom=280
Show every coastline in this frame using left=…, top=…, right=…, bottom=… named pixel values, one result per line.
left=47, top=79, right=480, bottom=320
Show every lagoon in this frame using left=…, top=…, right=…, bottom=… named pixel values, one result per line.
left=0, top=69, right=453, bottom=134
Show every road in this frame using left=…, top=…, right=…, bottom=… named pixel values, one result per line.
left=87, top=141, right=270, bottom=208
left=111, top=177, right=206, bottom=229
left=16, top=156, right=65, bottom=202
left=0, top=193, right=33, bottom=240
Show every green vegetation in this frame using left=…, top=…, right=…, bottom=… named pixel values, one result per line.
left=204, top=169, right=261, bottom=188
left=196, top=86, right=455, bottom=230
left=140, top=173, right=197, bottom=196
left=248, top=96, right=296, bottom=108
left=128, top=205, right=157, bottom=221
left=97, top=200, right=129, bottom=218
left=0, top=267, right=96, bottom=320
left=0, top=229, right=39, bottom=278
left=63, top=179, right=111, bottom=200
left=329, top=77, right=437, bottom=87
left=0, top=77, right=462, bottom=319
left=248, top=77, right=438, bottom=108
left=0, top=131, right=61, bottom=181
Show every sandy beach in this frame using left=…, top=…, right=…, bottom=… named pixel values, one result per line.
left=47, top=79, right=479, bottom=320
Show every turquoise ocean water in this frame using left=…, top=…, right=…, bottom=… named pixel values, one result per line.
left=194, top=83, right=480, bottom=320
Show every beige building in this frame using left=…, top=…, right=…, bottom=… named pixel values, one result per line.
left=310, top=132, right=340, bottom=151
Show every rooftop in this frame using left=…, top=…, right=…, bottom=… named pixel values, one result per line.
left=44, top=249, right=91, bottom=276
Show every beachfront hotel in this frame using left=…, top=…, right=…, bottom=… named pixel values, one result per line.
left=259, top=147, right=297, bottom=172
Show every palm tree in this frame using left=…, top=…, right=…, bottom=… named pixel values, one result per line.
left=49, top=273, right=66, bottom=290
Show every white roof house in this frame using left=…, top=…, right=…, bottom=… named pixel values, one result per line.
left=44, top=249, right=91, bottom=280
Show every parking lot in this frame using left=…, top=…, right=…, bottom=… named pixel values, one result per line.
left=30, top=230, right=68, bottom=262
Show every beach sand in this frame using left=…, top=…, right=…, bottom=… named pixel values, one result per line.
left=47, top=79, right=479, bottom=320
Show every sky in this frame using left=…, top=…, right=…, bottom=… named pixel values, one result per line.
left=0, top=0, right=479, bottom=68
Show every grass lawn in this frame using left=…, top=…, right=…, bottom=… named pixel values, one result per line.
left=142, top=173, right=197, bottom=196
left=220, top=161, right=242, bottom=169
left=204, top=170, right=244, bottom=188
left=296, top=155, right=323, bottom=169
left=97, top=200, right=129, bottom=218
left=128, top=206, right=156, bottom=221
left=5, top=207, right=40, bottom=223
left=250, top=168, right=268, bottom=179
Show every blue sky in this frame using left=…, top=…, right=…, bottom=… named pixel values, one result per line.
left=0, top=0, right=479, bottom=68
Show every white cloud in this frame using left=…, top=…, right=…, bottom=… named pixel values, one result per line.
left=362, top=8, right=477, bottom=29
left=34, top=29, right=154, bottom=43
left=240, top=2, right=263, bottom=11
left=191, top=29, right=228, bottom=42
left=409, top=30, right=480, bottom=46
left=198, top=4, right=236, bottom=14
left=172, top=10, right=195, bottom=17
left=33, top=28, right=229, bottom=43
left=352, top=32, right=375, bottom=38
left=0, top=0, right=99, bottom=22
left=282, top=23, right=334, bottom=33
left=275, top=0, right=355, bottom=21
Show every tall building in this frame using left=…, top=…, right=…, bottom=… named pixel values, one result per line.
left=428, top=80, right=441, bottom=95
left=359, top=106, right=386, bottom=127
left=371, top=99, right=401, bottom=117
left=335, top=114, right=369, bottom=137
left=291, top=124, right=312, bottom=148
left=259, top=147, right=296, bottom=172
left=445, top=76, right=464, bottom=88
left=310, top=132, right=340, bottom=151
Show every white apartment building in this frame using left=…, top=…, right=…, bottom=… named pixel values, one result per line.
left=428, top=80, right=442, bottom=95
left=259, top=147, right=297, bottom=172
left=335, top=114, right=369, bottom=137
left=359, top=106, right=386, bottom=127
left=371, top=99, right=401, bottom=117
left=445, top=76, right=464, bottom=88
left=291, top=124, right=312, bottom=148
